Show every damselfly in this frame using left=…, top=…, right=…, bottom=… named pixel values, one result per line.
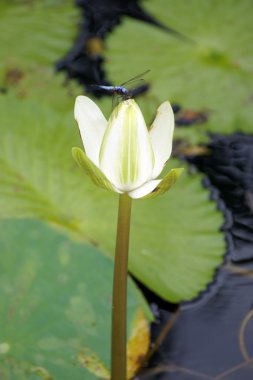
left=91, top=70, right=150, bottom=101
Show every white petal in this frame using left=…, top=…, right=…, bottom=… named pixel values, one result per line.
left=74, top=96, right=107, bottom=166
left=149, top=101, right=174, bottom=178
left=128, top=179, right=161, bottom=199
left=99, top=99, right=154, bottom=192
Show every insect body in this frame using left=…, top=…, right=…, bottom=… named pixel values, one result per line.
left=92, top=85, right=129, bottom=99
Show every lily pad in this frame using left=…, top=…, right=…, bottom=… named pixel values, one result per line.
left=0, top=0, right=87, bottom=113
left=0, top=218, right=150, bottom=379
left=0, top=95, right=225, bottom=302
left=105, top=0, right=253, bottom=142
left=0, top=0, right=77, bottom=72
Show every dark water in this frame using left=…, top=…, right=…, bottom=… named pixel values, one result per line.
left=189, top=134, right=253, bottom=263
left=139, top=268, right=253, bottom=380
left=137, top=133, right=253, bottom=380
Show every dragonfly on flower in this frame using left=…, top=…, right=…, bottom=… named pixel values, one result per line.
left=90, top=70, right=150, bottom=102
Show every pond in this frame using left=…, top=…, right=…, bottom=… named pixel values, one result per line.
left=0, top=1, right=252, bottom=379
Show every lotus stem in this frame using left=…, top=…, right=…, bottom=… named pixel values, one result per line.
left=111, top=193, right=132, bottom=380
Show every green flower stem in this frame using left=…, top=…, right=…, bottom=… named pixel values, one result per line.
left=111, top=193, right=132, bottom=380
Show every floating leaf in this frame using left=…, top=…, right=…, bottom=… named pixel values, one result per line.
left=105, top=0, right=253, bottom=142
left=0, top=1, right=77, bottom=71
left=0, top=95, right=225, bottom=302
left=0, top=218, right=150, bottom=379
left=0, top=0, right=87, bottom=112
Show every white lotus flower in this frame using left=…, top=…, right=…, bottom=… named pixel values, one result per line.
left=72, top=96, right=183, bottom=199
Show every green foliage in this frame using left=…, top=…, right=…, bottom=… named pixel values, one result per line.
left=0, top=0, right=84, bottom=112
left=0, top=219, right=147, bottom=379
left=4, top=5, right=253, bottom=380
left=0, top=2, right=229, bottom=375
left=106, top=0, right=253, bottom=142
left=0, top=0, right=77, bottom=70
left=130, top=171, right=224, bottom=301
left=0, top=95, right=225, bottom=302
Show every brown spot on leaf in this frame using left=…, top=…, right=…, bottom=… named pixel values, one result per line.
left=4, top=68, right=24, bottom=86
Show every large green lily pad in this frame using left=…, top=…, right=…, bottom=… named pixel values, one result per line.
left=0, top=94, right=225, bottom=302
left=0, top=0, right=85, bottom=111
left=105, top=0, right=253, bottom=142
left=0, top=218, right=149, bottom=379
left=0, top=0, right=77, bottom=71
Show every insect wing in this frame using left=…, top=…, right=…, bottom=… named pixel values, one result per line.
left=127, top=83, right=150, bottom=99
left=120, top=69, right=150, bottom=87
